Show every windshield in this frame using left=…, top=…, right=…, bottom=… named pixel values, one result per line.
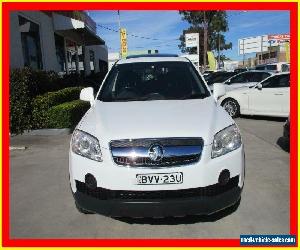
left=98, top=61, right=210, bottom=102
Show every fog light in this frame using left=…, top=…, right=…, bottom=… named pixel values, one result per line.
left=218, top=169, right=230, bottom=185
left=85, top=173, right=97, bottom=189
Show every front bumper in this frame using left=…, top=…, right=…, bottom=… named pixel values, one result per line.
left=73, top=176, right=242, bottom=217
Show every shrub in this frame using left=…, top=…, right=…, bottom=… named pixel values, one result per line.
left=47, top=100, right=90, bottom=129
left=10, top=68, right=60, bottom=133
left=32, top=87, right=83, bottom=129
left=10, top=67, right=104, bottom=134
left=10, top=68, right=35, bottom=134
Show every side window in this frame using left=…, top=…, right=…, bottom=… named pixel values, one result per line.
left=281, top=64, right=290, bottom=72
left=252, top=72, right=270, bottom=82
left=262, top=75, right=290, bottom=88
left=256, top=66, right=265, bottom=70
left=245, top=72, right=260, bottom=82
left=277, top=74, right=290, bottom=87
left=261, top=76, right=277, bottom=88
left=261, top=73, right=271, bottom=80
left=248, top=72, right=261, bottom=82
left=230, top=73, right=247, bottom=84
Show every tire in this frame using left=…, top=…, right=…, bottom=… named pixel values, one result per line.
left=75, top=202, right=94, bottom=214
left=221, top=98, right=240, bottom=118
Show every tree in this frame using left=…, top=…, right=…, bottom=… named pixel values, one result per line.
left=178, top=11, right=232, bottom=68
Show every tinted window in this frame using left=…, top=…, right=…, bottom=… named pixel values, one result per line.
left=281, top=64, right=290, bottom=72
left=262, top=74, right=290, bottom=88
left=207, top=72, right=236, bottom=85
left=99, top=61, right=210, bottom=102
left=255, top=66, right=266, bottom=70
left=250, top=72, right=271, bottom=82
left=266, top=65, right=277, bottom=71
left=229, top=73, right=248, bottom=83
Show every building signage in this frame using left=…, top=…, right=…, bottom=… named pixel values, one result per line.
left=120, top=28, right=128, bottom=58
left=268, top=34, right=290, bottom=46
left=185, top=33, right=199, bottom=48
left=238, top=35, right=269, bottom=55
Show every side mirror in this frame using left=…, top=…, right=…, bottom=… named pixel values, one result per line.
left=256, top=83, right=262, bottom=90
left=213, top=83, right=226, bottom=100
left=80, top=87, right=94, bottom=105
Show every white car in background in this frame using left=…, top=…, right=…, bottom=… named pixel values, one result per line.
left=255, top=62, right=290, bottom=73
left=210, top=71, right=273, bottom=92
left=219, top=73, right=290, bottom=118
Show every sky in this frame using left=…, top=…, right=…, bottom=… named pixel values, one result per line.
left=89, top=10, right=290, bottom=61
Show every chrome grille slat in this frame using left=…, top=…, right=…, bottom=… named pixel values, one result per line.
left=110, top=138, right=203, bottom=147
left=110, top=138, right=203, bottom=168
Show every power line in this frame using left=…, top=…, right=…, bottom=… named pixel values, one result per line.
left=97, top=23, right=180, bottom=42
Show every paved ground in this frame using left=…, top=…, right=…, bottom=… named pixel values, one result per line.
left=10, top=116, right=289, bottom=239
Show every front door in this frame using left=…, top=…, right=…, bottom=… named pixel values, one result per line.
left=249, top=74, right=290, bottom=116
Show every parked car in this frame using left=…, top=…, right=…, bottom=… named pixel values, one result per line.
left=202, top=70, right=215, bottom=78
left=255, top=62, right=290, bottom=73
left=283, top=115, right=290, bottom=141
left=234, top=68, right=248, bottom=74
left=69, top=54, right=245, bottom=217
left=205, top=71, right=238, bottom=86
left=219, top=73, right=290, bottom=118
left=210, top=71, right=274, bottom=92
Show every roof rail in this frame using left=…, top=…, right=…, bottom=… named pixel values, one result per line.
left=126, top=53, right=178, bottom=59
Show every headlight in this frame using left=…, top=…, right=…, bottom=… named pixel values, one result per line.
left=212, top=124, right=242, bottom=158
left=71, top=130, right=102, bottom=162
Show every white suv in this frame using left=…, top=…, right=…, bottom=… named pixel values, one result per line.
left=69, top=55, right=245, bottom=217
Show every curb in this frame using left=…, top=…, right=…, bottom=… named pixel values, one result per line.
left=14, top=128, right=71, bottom=136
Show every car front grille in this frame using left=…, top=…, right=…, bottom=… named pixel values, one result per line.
left=110, top=138, right=203, bottom=168
left=75, top=175, right=239, bottom=200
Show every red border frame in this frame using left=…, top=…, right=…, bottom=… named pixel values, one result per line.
left=2, top=2, right=298, bottom=247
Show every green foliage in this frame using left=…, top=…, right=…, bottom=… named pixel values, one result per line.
left=47, top=100, right=90, bottom=129
left=9, top=68, right=35, bottom=134
left=178, top=11, right=232, bottom=65
left=10, top=67, right=106, bottom=134
left=32, top=87, right=83, bottom=128
left=10, top=68, right=61, bottom=134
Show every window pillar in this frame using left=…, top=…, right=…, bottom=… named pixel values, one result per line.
left=63, top=38, right=69, bottom=74
left=75, top=44, right=80, bottom=74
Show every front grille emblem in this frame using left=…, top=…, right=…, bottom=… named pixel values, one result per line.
left=148, top=144, right=164, bottom=162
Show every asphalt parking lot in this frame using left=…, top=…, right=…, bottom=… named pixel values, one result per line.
left=10, top=116, right=289, bottom=239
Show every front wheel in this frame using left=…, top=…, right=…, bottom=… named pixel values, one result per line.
left=222, top=98, right=240, bottom=118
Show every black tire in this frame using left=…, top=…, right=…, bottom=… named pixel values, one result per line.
left=75, top=202, right=94, bottom=214
left=221, top=98, right=240, bottom=118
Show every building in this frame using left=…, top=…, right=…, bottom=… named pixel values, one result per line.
left=237, top=34, right=290, bottom=68
left=255, top=43, right=290, bottom=65
left=10, top=11, right=108, bottom=75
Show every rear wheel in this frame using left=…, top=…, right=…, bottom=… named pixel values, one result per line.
left=222, top=98, right=240, bottom=118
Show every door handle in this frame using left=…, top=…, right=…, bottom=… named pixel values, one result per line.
left=274, top=93, right=283, bottom=96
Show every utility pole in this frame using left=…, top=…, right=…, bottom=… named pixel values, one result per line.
left=203, top=11, right=208, bottom=71
left=117, top=10, right=121, bottom=58
left=217, top=32, right=221, bottom=69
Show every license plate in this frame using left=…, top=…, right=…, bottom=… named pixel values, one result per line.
left=136, top=172, right=183, bottom=185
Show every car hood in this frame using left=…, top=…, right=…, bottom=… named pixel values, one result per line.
left=77, top=97, right=234, bottom=148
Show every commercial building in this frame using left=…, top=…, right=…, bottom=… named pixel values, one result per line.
left=10, top=11, right=108, bottom=75
left=238, top=34, right=290, bottom=68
